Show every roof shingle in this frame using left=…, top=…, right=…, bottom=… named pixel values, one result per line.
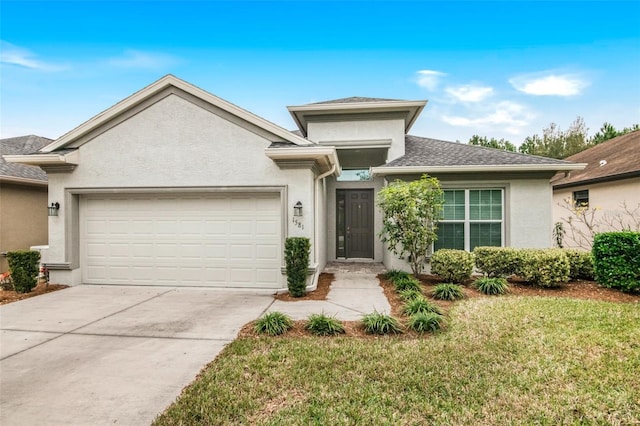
left=309, top=96, right=406, bottom=105
left=551, top=130, right=640, bottom=188
left=383, top=135, right=573, bottom=167
left=1, top=135, right=52, bottom=182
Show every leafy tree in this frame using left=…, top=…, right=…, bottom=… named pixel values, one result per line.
left=468, top=135, right=516, bottom=152
left=377, top=175, right=444, bottom=276
left=591, top=122, right=640, bottom=145
left=519, top=117, right=589, bottom=159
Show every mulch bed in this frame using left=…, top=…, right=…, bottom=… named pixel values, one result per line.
left=0, top=282, right=69, bottom=305
left=241, top=271, right=639, bottom=339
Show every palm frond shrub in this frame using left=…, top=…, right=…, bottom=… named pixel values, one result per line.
left=305, top=313, right=345, bottom=336
left=473, top=277, right=510, bottom=295
left=361, top=312, right=402, bottom=335
left=407, top=312, right=444, bottom=333
left=254, top=312, right=294, bottom=336
left=402, top=296, right=442, bottom=316
left=432, top=283, right=465, bottom=301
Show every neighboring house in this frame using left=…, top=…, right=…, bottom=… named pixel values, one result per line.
left=551, top=130, right=640, bottom=249
left=0, top=135, right=52, bottom=272
left=5, top=75, right=583, bottom=288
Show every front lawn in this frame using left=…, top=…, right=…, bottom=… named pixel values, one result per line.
left=154, top=297, right=639, bottom=425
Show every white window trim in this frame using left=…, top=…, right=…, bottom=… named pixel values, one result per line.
left=436, top=188, right=505, bottom=251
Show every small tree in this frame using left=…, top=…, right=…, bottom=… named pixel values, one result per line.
left=377, top=175, right=443, bottom=276
left=284, top=237, right=310, bottom=297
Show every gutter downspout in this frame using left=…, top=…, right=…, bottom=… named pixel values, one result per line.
left=307, top=164, right=338, bottom=291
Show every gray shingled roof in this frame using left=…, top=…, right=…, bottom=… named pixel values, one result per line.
left=0, top=135, right=52, bottom=182
left=383, top=135, right=574, bottom=167
left=309, top=96, right=405, bottom=105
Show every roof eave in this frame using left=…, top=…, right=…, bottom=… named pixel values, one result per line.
left=552, top=170, right=640, bottom=190
left=3, top=151, right=79, bottom=167
left=265, top=146, right=341, bottom=175
left=0, top=175, right=48, bottom=186
left=371, top=163, right=587, bottom=176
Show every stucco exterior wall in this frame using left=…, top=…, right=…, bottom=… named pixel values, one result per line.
left=307, top=119, right=405, bottom=162
left=0, top=183, right=48, bottom=272
left=47, top=94, right=318, bottom=285
left=552, top=177, right=640, bottom=249
left=379, top=174, right=555, bottom=273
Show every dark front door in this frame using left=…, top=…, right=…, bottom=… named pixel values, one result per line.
left=336, top=189, right=374, bottom=259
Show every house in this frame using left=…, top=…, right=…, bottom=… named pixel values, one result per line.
left=551, top=130, right=640, bottom=249
left=4, top=75, right=584, bottom=288
left=0, top=135, right=52, bottom=272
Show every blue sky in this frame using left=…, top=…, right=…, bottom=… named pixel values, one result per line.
left=1, top=0, right=639, bottom=145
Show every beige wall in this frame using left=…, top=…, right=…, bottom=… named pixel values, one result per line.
left=0, top=183, right=48, bottom=272
left=553, top=177, right=640, bottom=249
left=47, top=93, right=318, bottom=286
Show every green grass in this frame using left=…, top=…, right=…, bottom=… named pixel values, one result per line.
left=154, top=297, right=640, bottom=425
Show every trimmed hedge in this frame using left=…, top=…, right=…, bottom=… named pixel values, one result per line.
left=6, top=250, right=40, bottom=294
left=563, top=249, right=595, bottom=281
left=284, top=237, right=311, bottom=297
left=518, top=249, right=570, bottom=288
left=592, top=232, right=640, bottom=292
left=473, top=247, right=520, bottom=278
left=430, top=249, right=475, bottom=283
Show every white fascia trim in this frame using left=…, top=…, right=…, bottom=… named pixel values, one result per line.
left=0, top=176, right=48, bottom=186
left=371, top=163, right=588, bottom=176
left=318, top=139, right=392, bottom=149
left=42, top=75, right=313, bottom=153
left=3, top=150, right=79, bottom=166
left=265, top=146, right=341, bottom=169
left=287, top=100, right=427, bottom=113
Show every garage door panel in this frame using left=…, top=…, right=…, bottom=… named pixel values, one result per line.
left=81, top=193, right=283, bottom=288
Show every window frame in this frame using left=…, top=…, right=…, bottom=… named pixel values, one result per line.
left=572, top=189, right=589, bottom=207
left=435, top=188, right=505, bottom=252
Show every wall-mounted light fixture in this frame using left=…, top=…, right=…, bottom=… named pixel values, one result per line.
left=293, top=201, right=303, bottom=217
left=48, top=202, right=60, bottom=217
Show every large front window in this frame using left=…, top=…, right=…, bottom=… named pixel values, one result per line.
left=435, top=189, right=503, bottom=251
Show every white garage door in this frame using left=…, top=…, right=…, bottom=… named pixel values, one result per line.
left=80, top=193, right=282, bottom=288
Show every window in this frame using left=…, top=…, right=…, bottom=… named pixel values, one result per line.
left=435, top=189, right=503, bottom=251
left=573, top=190, right=589, bottom=207
left=336, top=169, right=371, bottom=181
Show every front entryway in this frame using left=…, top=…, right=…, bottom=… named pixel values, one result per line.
left=336, top=189, right=374, bottom=259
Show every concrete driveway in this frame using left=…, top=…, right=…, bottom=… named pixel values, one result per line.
left=0, top=285, right=274, bottom=425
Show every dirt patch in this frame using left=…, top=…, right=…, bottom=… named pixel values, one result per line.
left=273, top=272, right=333, bottom=301
left=0, top=282, right=69, bottom=305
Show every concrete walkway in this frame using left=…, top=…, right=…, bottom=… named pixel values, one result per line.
left=270, top=262, right=391, bottom=320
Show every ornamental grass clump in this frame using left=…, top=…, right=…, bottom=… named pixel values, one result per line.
left=431, top=283, right=465, bottom=301
left=473, top=277, right=510, bottom=295
left=398, top=288, right=423, bottom=301
left=393, top=276, right=422, bottom=292
left=402, top=296, right=442, bottom=316
left=361, top=312, right=402, bottom=335
left=305, top=313, right=345, bottom=336
left=383, top=269, right=411, bottom=282
left=254, top=312, right=294, bottom=336
left=407, top=312, right=444, bottom=333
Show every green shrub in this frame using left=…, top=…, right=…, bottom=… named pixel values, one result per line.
left=305, top=313, right=345, bottom=336
left=431, top=283, right=465, bottom=301
left=398, top=289, right=423, bottom=301
left=361, top=312, right=402, bottom=335
left=383, top=269, right=411, bottom=281
left=393, top=276, right=422, bottom=292
left=430, top=249, right=475, bottom=283
left=6, top=250, right=40, bottom=294
left=284, top=237, right=311, bottom=297
left=402, top=297, right=442, bottom=316
left=592, top=232, right=640, bottom=292
left=473, top=247, right=521, bottom=277
left=407, top=312, right=444, bottom=333
left=518, top=249, right=570, bottom=288
left=254, top=312, right=294, bottom=336
left=563, top=249, right=595, bottom=280
left=473, top=277, right=509, bottom=295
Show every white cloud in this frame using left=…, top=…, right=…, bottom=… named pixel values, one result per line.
left=0, top=41, right=66, bottom=71
left=509, top=72, right=589, bottom=96
left=441, top=101, right=534, bottom=134
left=107, top=50, right=180, bottom=70
left=445, top=84, right=494, bottom=103
left=416, top=70, right=446, bottom=91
